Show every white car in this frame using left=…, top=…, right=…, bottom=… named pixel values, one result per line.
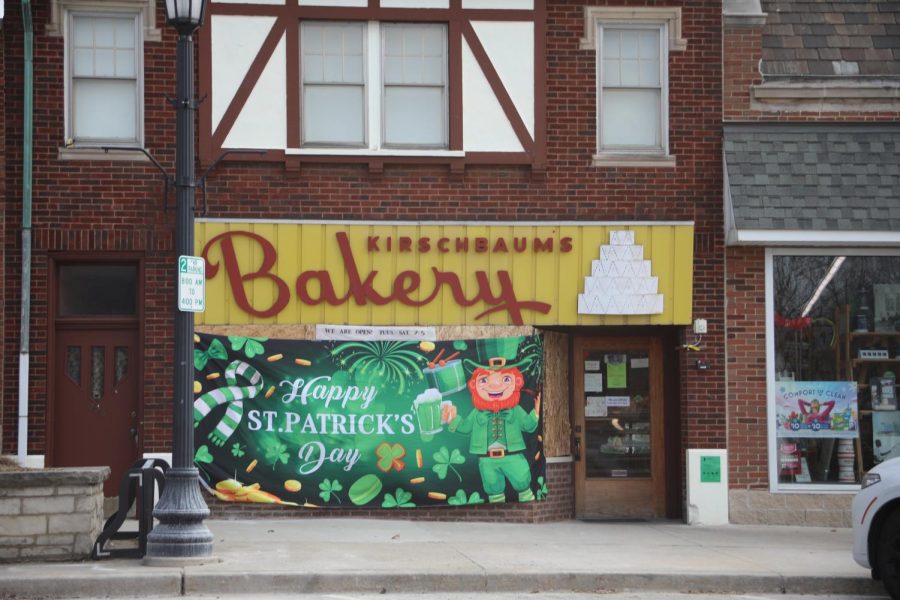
left=853, top=456, right=900, bottom=599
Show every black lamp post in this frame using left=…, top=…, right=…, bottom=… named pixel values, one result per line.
left=145, top=0, right=213, bottom=562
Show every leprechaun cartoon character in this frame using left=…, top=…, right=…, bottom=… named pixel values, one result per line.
left=442, top=358, right=540, bottom=503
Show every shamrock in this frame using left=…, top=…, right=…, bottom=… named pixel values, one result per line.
left=265, top=441, right=289, bottom=469
left=319, top=478, right=343, bottom=504
left=194, top=445, right=213, bottom=464
left=382, top=488, right=415, bottom=508
left=231, top=443, right=246, bottom=458
left=194, top=338, right=227, bottom=371
left=536, top=476, right=549, bottom=500
left=448, top=489, right=484, bottom=506
left=452, top=341, right=468, bottom=351
left=228, top=336, right=268, bottom=359
left=375, top=442, right=406, bottom=472
left=432, top=446, right=465, bottom=482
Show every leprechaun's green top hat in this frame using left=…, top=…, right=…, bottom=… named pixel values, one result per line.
left=476, top=336, right=524, bottom=361
left=462, top=336, right=527, bottom=372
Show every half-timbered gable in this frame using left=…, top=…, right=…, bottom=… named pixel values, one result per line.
left=201, top=0, right=543, bottom=169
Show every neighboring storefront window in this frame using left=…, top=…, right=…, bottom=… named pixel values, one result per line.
left=769, top=251, right=900, bottom=489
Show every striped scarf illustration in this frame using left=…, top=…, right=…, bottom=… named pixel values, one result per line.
left=194, top=360, right=263, bottom=445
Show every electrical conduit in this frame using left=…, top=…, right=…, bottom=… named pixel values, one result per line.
left=18, top=0, right=33, bottom=466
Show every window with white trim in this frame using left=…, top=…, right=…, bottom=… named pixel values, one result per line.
left=767, top=250, right=900, bottom=491
left=66, top=11, right=143, bottom=146
left=597, top=23, right=667, bottom=155
left=300, top=21, right=448, bottom=150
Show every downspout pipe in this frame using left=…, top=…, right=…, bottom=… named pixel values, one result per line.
left=18, top=0, right=33, bottom=467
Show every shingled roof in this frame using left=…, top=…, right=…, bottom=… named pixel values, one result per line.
left=760, top=0, right=900, bottom=77
left=724, top=124, right=900, bottom=239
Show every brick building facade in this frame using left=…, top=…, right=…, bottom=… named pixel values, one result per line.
left=2, top=0, right=724, bottom=523
left=724, top=0, right=900, bottom=526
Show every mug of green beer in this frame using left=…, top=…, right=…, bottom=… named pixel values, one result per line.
left=413, top=388, right=449, bottom=439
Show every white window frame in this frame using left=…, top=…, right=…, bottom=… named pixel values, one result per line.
left=298, top=20, right=449, bottom=153
left=582, top=6, right=684, bottom=168
left=300, top=21, right=369, bottom=148
left=63, top=7, right=144, bottom=149
left=596, top=23, right=668, bottom=157
left=766, top=247, right=900, bottom=493
left=379, top=22, right=449, bottom=150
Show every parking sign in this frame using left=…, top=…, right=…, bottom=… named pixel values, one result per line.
left=178, top=255, right=205, bottom=312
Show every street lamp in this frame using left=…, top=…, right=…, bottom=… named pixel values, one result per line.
left=145, top=0, right=213, bottom=562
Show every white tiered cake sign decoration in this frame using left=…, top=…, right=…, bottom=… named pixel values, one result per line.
left=577, top=230, right=664, bottom=315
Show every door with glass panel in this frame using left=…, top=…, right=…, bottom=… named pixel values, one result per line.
left=54, top=329, right=139, bottom=496
left=52, top=263, right=140, bottom=496
left=573, top=336, right=665, bottom=519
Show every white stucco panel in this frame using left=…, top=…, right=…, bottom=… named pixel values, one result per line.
left=211, top=16, right=278, bottom=133
left=381, top=0, right=449, bottom=7
left=470, top=21, right=534, bottom=138
left=298, top=0, right=367, bottom=6
left=462, top=41, right=521, bottom=152
left=223, top=36, right=287, bottom=150
left=213, top=0, right=283, bottom=4
left=462, top=0, right=533, bottom=8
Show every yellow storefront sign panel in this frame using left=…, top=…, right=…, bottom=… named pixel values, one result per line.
left=196, top=221, right=694, bottom=326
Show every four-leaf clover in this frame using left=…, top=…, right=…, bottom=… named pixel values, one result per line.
left=382, top=488, right=415, bottom=508
left=375, top=442, right=406, bottom=472
left=432, top=446, right=465, bottom=482
left=319, top=478, right=344, bottom=503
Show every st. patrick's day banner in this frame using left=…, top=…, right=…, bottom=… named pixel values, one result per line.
left=192, top=333, right=547, bottom=508
left=774, top=381, right=858, bottom=439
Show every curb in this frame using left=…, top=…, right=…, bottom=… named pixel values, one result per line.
left=182, top=571, right=886, bottom=597
left=0, top=570, right=885, bottom=598
left=0, top=569, right=182, bottom=598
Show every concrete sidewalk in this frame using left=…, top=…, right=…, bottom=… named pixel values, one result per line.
left=0, top=519, right=885, bottom=598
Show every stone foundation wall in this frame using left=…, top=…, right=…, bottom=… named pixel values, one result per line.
left=0, top=467, right=108, bottom=561
left=729, top=489, right=851, bottom=527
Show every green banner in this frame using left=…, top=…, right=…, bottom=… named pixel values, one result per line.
left=193, top=333, right=547, bottom=508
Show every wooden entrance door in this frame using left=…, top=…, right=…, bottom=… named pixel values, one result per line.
left=53, top=328, right=140, bottom=496
left=573, top=336, right=665, bottom=519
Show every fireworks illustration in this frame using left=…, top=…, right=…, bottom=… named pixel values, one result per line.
left=330, top=341, right=428, bottom=393
left=514, top=335, right=544, bottom=379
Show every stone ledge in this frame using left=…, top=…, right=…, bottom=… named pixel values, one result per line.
left=751, top=80, right=900, bottom=112
left=0, top=467, right=110, bottom=487
left=729, top=489, right=851, bottom=527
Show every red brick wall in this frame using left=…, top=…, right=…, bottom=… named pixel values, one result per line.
left=725, top=246, right=768, bottom=488
left=722, top=18, right=900, bottom=491
left=2, top=2, right=180, bottom=455
left=4, top=1, right=724, bottom=522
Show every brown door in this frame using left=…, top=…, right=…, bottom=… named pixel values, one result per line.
left=54, top=328, right=140, bottom=496
left=573, top=336, right=665, bottom=519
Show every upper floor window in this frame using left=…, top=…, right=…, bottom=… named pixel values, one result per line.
left=582, top=7, right=684, bottom=167
left=597, top=23, right=667, bottom=156
left=300, top=21, right=448, bottom=150
left=66, top=11, right=143, bottom=146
